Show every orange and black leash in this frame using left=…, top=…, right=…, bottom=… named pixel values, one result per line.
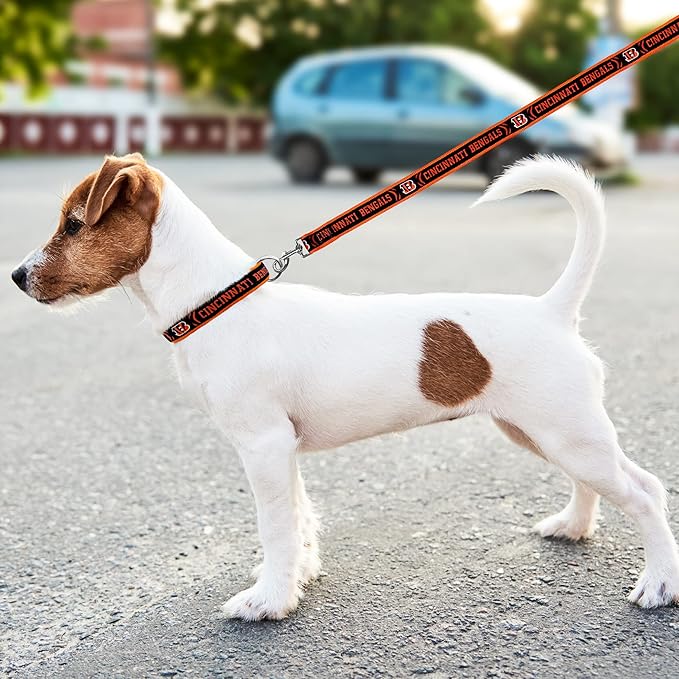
left=164, top=15, right=679, bottom=343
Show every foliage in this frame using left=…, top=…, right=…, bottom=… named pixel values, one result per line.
left=0, top=0, right=73, bottom=98
left=626, top=38, right=679, bottom=130
left=510, top=0, right=598, bottom=90
left=160, top=0, right=500, bottom=106
left=161, top=0, right=676, bottom=131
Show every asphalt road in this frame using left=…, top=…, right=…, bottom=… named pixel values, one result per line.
left=1, top=154, right=679, bottom=678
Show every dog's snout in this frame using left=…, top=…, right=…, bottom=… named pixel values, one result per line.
left=11, top=266, right=28, bottom=291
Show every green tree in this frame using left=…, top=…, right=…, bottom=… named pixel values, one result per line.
left=626, top=38, right=679, bottom=130
left=0, top=0, right=73, bottom=97
left=160, top=0, right=499, bottom=106
left=510, top=0, right=597, bottom=90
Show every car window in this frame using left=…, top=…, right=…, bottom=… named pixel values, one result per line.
left=293, top=66, right=327, bottom=96
left=326, top=59, right=387, bottom=101
left=441, top=67, right=477, bottom=105
left=452, top=53, right=540, bottom=108
left=396, top=59, right=478, bottom=106
left=396, top=59, right=444, bottom=104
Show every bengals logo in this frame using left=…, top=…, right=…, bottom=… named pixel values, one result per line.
left=399, top=179, right=417, bottom=195
left=621, top=47, right=639, bottom=63
left=171, top=320, right=191, bottom=337
left=510, top=114, right=528, bottom=129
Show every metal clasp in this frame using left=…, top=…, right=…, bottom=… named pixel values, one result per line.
left=258, top=240, right=307, bottom=281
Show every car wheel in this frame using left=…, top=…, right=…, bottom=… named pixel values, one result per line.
left=351, top=167, right=381, bottom=184
left=285, top=138, right=326, bottom=184
left=484, top=143, right=531, bottom=183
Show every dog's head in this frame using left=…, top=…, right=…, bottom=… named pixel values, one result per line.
left=11, top=153, right=162, bottom=307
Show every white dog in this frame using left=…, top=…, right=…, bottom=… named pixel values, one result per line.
left=12, top=153, right=679, bottom=620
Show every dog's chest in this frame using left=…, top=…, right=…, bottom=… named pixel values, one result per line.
left=172, top=349, right=214, bottom=414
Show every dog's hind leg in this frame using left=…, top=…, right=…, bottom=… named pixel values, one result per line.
left=222, top=420, right=305, bottom=621
left=494, top=417, right=600, bottom=540
left=529, top=406, right=679, bottom=608
left=533, top=479, right=599, bottom=541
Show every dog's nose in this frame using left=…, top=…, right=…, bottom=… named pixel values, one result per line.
left=11, top=266, right=28, bottom=291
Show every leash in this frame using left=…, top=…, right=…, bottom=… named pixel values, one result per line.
left=164, top=15, right=679, bottom=343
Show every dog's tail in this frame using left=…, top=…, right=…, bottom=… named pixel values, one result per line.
left=472, top=155, right=605, bottom=321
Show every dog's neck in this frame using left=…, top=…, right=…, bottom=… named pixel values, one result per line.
left=127, top=172, right=253, bottom=334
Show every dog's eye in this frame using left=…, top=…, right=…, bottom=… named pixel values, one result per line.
left=64, top=218, right=83, bottom=236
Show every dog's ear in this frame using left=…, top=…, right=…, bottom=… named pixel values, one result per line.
left=85, top=153, right=159, bottom=225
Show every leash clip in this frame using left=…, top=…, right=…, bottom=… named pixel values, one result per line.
left=259, top=240, right=308, bottom=281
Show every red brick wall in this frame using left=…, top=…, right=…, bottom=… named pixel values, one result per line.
left=0, top=115, right=116, bottom=153
left=0, top=114, right=267, bottom=154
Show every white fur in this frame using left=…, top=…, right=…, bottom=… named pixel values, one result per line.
left=19, top=248, right=47, bottom=298
left=474, top=156, right=605, bottom=321
left=55, top=157, right=679, bottom=617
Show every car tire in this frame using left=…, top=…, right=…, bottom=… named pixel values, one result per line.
left=484, top=142, right=532, bottom=183
left=285, top=138, right=326, bottom=184
left=351, top=167, right=381, bottom=184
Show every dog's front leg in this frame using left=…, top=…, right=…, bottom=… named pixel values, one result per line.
left=222, top=423, right=304, bottom=621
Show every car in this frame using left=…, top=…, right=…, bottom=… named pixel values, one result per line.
left=270, top=45, right=627, bottom=184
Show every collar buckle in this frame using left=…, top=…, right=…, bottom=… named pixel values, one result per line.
left=258, top=240, right=307, bottom=281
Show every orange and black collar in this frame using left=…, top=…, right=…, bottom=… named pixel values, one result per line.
left=163, top=261, right=269, bottom=343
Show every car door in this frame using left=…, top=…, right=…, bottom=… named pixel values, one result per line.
left=314, top=58, right=392, bottom=168
left=389, top=57, right=489, bottom=168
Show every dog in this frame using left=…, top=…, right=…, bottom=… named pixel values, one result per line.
left=11, top=153, right=679, bottom=620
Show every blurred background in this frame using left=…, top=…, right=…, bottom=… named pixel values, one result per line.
left=3, top=4, right=679, bottom=675
left=0, top=0, right=677, bottom=177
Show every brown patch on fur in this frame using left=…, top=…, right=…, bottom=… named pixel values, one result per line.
left=493, top=418, right=546, bottom=460
left=31, top=153, right=162, bottom=302
left=418, top=319, right=492, bottom=407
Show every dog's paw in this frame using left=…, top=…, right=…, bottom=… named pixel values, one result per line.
left=222, top=581, right=301, bottom=621
left=628, top=568, right=679, bottom=608
left=533, top=511, right=596, bottom=541
left=250, top=550, right=320, bottom=587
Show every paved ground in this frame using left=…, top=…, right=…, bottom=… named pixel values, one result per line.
left=1, top=154, right=678, bottom=678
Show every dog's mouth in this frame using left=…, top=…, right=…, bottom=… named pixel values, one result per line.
left=34, top=291, right=85, bottom=312
left=34, top=285, right=83, bottom=305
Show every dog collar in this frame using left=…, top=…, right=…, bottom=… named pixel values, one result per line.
left=163, top=261, right=269, bottom=343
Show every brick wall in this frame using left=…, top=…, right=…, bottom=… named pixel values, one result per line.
left=0, top=114, right=266, bottom=154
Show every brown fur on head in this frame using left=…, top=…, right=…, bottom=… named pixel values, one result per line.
left=22, top=153, right=162, bottom=305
